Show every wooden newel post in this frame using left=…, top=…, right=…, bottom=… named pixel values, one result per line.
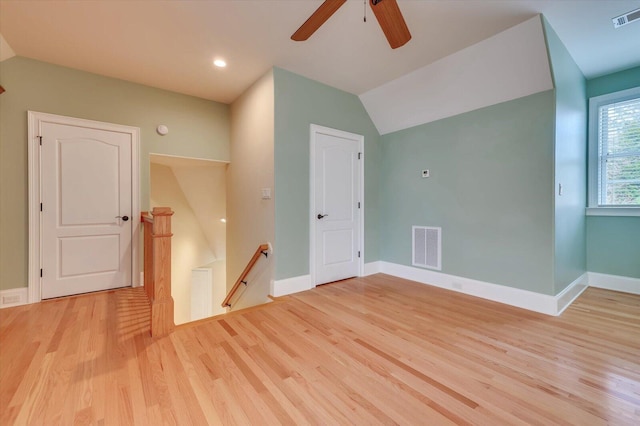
left=143, top=214, right=154, bottom=303
left=150, top=207, right=175, bottom=337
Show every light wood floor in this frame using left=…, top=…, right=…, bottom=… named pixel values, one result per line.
left=1, top=274, right=639, bottom=425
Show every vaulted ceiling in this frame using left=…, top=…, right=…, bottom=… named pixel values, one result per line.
left=1, top=1, right=639, bottom=104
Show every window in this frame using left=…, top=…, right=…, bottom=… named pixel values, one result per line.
left=588, top=87, right=640, bottom=214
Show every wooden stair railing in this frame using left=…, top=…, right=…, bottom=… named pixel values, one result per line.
left=222, top=244, right=270, bottom=308
left=141, top=207, right=175, bottom=337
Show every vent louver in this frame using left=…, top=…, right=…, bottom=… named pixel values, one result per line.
left=613, top=8, right=640, bottom=28
left=412, top=226, right=441, bottom=270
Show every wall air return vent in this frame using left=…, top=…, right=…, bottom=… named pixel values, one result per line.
left=412, top=226, right=441, bottom=270
left=613, top=8, right=640, bottom=28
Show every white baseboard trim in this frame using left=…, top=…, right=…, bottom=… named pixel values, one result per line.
left=555, top=274, right=589, bottom=315
left=273, top=263, right=382, bottom=297
left=588, top=272, right=640, bottom=295
left=0, top=287, right=29, bottom=309
left=271, top=274, right=312, bottom=297
left=378, top=262, right=589, bottom=316
left=364, top=261, right=381, bottom=276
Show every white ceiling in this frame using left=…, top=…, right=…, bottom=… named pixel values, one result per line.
left=1, top=1, right=639, bottom=104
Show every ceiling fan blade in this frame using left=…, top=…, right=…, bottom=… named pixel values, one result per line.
left=291, top=0, right=347, bottom=41
left=369, top=0, right=411, bottom=49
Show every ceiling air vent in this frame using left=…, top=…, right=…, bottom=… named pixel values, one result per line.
left=613, top=8, right=640, bottom=28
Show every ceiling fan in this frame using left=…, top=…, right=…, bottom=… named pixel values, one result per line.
left=291, top=0, right=411, bottom=49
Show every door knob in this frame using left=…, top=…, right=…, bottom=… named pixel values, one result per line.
left=116, top=215, right=129, bottom=222
left=317, top=214, right=328, bottom=219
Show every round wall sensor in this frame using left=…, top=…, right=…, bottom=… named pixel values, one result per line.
left=156, top=125, right=169, bottom=136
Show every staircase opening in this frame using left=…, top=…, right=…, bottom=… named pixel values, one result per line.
left=150, top=154, right=228, bottom=325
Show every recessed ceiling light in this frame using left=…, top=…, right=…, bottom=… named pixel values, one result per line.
left=220, top=218, right=226, bottom=223
left=213, top=59, right=227, bottom=68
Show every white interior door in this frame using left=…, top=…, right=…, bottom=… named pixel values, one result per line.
left=40, top=121, right=133, bottom=299
left=313, top=126, right=362, bottom=286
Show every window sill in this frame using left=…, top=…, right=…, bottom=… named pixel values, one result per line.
left=586, top=207, right=640, bottom=217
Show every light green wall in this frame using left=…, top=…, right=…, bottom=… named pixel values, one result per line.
left=585, top=66, right=640, bottom=278
left=542, top=17, right=587, bottom=294
left=587, top=216, right=640, bottom=278
left=0, top=57, right=229, bottom=290
left=586, top=65, right=640, bottom=98
left=273, top=67, right=380, bottom=280
left=380, top=91, right=556, bottom=294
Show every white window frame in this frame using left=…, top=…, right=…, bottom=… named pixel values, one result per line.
left=587, top=86, right=640, bottom=217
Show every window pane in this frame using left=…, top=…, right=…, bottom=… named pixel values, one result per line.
left=598, top=95, right=640, bottom=206
left=605, top=155, right=640, bottom=182
left=604, top=127, right=640, bottom=155
left=606, top=182, right=640, bottom=205
left=599, top=98, right=640, bottom=155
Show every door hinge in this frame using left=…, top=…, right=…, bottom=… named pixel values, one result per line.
left=358, top=152, right=362, bottom=160
left=40, top=203, right=43, bottom=212
left=40, top=269, right=43, bottom=277
left=358, top=202, right=361, bottom=209
left=38, top=136, right=43, bottom=145
left=358, top=251, right=361, bottom=258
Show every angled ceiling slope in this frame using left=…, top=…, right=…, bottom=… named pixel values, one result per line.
left=360, top=16, right=554, bottom=135
left=0, top=33, right=15, bottom=62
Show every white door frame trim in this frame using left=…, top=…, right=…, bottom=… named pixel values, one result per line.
left=27, top=111, right=140, bottom=303
left=309, top=124, right=364, bottom=287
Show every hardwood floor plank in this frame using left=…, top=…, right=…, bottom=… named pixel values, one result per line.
left=1, top=276, right=639, bottom=424
left=354, top=338, right=478, bottom=409
left=244, top=346, right=330, bottom=424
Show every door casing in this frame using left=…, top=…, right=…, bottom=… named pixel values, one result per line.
left=309, top=124, right=364, bottom=287
left=28, top=111, right=140, bottom=303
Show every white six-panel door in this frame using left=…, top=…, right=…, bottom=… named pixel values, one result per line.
left=40, top=120, right=134, bottom=299
left=312, top=126, right=363, bottom=286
